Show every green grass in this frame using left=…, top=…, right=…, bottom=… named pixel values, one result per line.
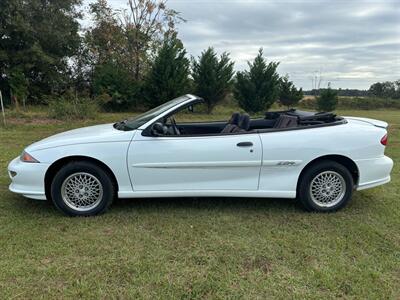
left=0, top=107, right=399, bottom=299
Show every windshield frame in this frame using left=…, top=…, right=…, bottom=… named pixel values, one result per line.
left=121, top=95, right=199, bottom=131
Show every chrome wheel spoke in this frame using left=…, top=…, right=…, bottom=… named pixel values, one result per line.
left=61, top=172, right=103, bottom=212
left=309, top=171, right=346, bottom=208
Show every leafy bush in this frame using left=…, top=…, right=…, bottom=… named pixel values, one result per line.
left=92, top=63, right=139, bottom=111
left=316, top=87, right=338, bottom=111
left=48, top=97, right=99, bottom=120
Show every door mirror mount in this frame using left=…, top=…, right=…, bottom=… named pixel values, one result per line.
left=151, top=122, right=167, bottom=136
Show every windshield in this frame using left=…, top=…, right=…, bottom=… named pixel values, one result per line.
left=120, top=95, right=191, bottom=130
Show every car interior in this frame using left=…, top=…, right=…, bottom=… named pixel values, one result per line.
left=147, top=106, right=344, bottom=137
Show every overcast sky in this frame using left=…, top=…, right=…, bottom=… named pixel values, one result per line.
left=84, top=0, right=400, bottom=90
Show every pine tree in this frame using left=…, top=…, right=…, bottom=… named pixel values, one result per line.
left=316, top=84, right=338, bottom=112
left=143, top=36, right=190, bottom=108
left=234, top=49, right=280, bottom=114
left=192, top=48, right=234, bottom=113
left=279, top=75, right=303, bottom=109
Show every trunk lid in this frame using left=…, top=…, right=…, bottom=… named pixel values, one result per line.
left=344, top=116, right=388, bottom=129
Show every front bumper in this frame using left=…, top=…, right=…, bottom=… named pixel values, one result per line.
left=8, top=156, right=50, bottom=200
left=355, top=155, right=393, bottom=191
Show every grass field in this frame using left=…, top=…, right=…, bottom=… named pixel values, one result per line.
left=0, top=108, right=399, bottom=299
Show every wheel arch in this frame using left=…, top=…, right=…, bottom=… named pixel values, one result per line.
left=297, top=155, right=359, bottom=191
left=44, top=156, right=119, bottom=200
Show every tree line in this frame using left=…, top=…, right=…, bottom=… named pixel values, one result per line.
left=4, top=0, right=397, bottom=114
left=304, top=89, right=369, bottom=97
left=1, top=0, right=306, bottom=114
left=305, top=80, right=400, bottom=100
left=368, top=80, right=400, bottom=99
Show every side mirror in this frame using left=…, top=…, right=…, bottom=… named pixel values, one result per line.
left=188, top=105, right=194, bottom=113
left=151, top=122, right=166, bottom=136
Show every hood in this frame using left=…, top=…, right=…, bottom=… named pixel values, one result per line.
left=26, top=123, right=135, bottom=152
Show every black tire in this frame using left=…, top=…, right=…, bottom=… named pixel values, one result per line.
left=50, top=161, right=115, bottom=216
left=297, top=160, right=354, bottom=212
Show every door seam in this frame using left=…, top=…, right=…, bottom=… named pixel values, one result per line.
left=257, top=134, right=264, bottom=190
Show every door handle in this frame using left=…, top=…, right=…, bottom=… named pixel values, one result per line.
left=237, top=142, right=253, bottom=147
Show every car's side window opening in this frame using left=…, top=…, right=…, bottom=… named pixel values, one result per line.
left=173, top=102, right=210, bottom=123
left=144, top=101, right=250, bottom=137
left=143, top=101, right=345, bottom=137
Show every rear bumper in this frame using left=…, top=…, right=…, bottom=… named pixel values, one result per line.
left=8, top=156, right=49, bottom=200
left=355, top=155, right=393, bottom=191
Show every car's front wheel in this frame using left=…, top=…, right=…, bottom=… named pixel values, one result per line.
left=51, top=161, right=115, bottom=216
left=298, top=160, right=354, bottom=212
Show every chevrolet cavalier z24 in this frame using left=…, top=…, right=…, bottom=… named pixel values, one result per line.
left=8, top=95, right=393, bottom=216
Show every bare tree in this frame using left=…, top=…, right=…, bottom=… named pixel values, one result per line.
left=120, top=0, right=184, bottom=80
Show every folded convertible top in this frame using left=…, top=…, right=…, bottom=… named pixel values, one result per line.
left=265, top=109, right=337, bottom=125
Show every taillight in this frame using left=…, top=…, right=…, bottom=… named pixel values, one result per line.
left=380, top=134, right=388, bottom=146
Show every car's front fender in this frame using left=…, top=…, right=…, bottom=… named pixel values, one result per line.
left=27, top=141, right=134, bottom=197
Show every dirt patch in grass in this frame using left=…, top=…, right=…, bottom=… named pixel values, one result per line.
left=242, top=256, right=273, bottom=275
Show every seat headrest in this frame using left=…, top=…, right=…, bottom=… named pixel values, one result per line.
left=239, top=114, right=250, bottom=131
left=229, top=112, right=241, bottom=125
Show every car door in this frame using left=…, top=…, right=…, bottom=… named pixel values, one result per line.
left=127, top=132, right=262, bottom=191
left=257, top=129, right=309, bottom=197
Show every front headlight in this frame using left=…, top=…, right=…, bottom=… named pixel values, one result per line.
left=20, top=151, right=40, bottom=163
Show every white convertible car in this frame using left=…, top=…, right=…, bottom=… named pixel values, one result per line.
left=8, top=94, right=393, bottom=216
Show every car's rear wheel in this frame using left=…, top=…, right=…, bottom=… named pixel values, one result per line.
left=298, top=160, right=353, bottom=212
left=51, top=161, right=115, bottom=216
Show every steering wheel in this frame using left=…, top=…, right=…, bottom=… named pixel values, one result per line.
left=169, top=116, right=180, bottom=135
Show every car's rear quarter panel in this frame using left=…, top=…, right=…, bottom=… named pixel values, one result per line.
left=258, top=121, right=391, bottom=195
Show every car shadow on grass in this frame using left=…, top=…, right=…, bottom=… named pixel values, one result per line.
left=112, top=196, right=299, bottom=214
left=7, top=193, right=300, bottom=217
left=7, top=189, right=372, bottom=218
